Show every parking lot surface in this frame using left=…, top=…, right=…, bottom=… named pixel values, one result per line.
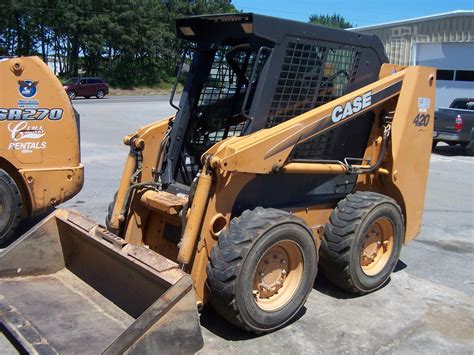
left=58, top=96, right=473, bottom=353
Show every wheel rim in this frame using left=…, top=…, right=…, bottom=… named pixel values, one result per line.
left=252, top=240, right=304, bottom=311
left=97, top=90, right=104, bottom=98
left=69, top=91, right=76, bottom=99
left=360, top=217, right=394, bottom=276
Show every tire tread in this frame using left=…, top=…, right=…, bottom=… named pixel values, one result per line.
left=206, top=207, right=303, bottom=333
left=320, top=191, right=403, bottom=294
left=0, top=170, right=22, bottom=246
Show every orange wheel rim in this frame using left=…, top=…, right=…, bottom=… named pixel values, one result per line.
left=252, top=240, right=304, bottom=311
left=360, top=217, right=394, bottom=276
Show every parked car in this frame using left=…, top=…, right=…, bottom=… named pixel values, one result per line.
left=433, top=98, right=474, bottom=155
left=63, top=77, right=109, bottom=99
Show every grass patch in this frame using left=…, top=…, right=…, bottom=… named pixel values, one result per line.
left=109, top=82, right=183, bottom=96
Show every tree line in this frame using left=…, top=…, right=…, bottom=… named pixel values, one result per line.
left=0, top=0, right=236, bottom=87
left=0, top=1, right=353, bottom=88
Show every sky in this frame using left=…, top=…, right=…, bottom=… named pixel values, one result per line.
left=232, top=0, right=474, bottom=28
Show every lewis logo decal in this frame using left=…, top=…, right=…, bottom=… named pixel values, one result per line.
left=7, top=121, right=47, bottom=153
left=8, top=121, right=45, bottom=142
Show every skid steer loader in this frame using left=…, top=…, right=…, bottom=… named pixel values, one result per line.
left=0, top=57, right=83, bottom=246
left=0, top=13, right=435, bottom=352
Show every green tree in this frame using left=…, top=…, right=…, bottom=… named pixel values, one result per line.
left=309, top=13, right=354, bottom=29
left=0, top=0, right=237, bottom=87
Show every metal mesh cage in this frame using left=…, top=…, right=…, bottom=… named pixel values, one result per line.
left=264, top=40, right=361, bottom=160
left=266, top=42, right=361, bottom=128
left=187, top=46, right=266, bottom=155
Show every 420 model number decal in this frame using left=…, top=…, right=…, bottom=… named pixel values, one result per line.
left=0, top=108, right=63, bottom=121
left=413, top=113, right=430, bottom=127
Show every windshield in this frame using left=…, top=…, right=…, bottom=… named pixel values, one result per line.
left=63, top=78, right=77, bottom=85
left=161, top=42, right=269, bottom=186
left=451, top=99, right=474, bottom=110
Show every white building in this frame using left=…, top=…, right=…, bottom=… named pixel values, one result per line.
left=351, top=11, right=474, bottom=108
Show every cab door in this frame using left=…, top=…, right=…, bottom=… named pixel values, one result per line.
left=82, top=79, right=96, bottom=97
left=76, top=79, right=88, bottom=97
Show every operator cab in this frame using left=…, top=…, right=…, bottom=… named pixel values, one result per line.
left=161, top=13, right=388, bottom=208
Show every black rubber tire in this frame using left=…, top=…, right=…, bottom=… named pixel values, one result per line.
left=463, top=140, right=474, bottom=156
left=431, top=140, right=438, bottom=151
left=206, top=207, right=318, bottom=333
left=320, top=191, right=404, bottom=294
left=96, top=89, right=105, bottom=99
left=67, top=90, right=76, bottom=100
left=105, top=191, right=120, bottom=235
left=0, top=169, right=23, bottom=246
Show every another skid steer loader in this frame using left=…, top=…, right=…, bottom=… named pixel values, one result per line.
left=0, top=13, right=435, bottom=352
left=0, top=57, right=83, bottom=246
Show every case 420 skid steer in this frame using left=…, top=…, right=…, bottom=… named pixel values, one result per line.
left=0, top=13, right=435, bottom=353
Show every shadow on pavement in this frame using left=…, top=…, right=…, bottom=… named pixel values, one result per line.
left=71, top=97, right=108, bottom=101
left=313, top=272, right=360, bottom=300
left=394, top=259, right=407, bottom=272
left=200, top=303, right=307, bottom=340
left=432, top=145, right=470, bottom=157
left=313, top=261, right=405, bottom=299
left=1, top=209, right=54, bottom=249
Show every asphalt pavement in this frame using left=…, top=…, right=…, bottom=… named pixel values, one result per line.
left=9, top=95, right=474, bottom=353
left=72, top=94, right=175, bottom=105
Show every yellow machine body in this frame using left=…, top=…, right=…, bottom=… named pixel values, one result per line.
left=0, top=56, right=83, bottom=217
left=0, top=15, right=436, bottom=352
left=114, top=64, right=435, bottom=303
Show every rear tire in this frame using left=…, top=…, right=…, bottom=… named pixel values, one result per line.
left=68, top=90, right=76, bottom=100
left=0, top=170, right=22, bottom=246
left=431, top=140, right=438, bottom=151
left=206, top=207, right=317, bottom=333
left=320, top=191, right=404, bottom=294
left=462, top=140, right=474, bottom=156
left=96, top=89, right=105, bottom=99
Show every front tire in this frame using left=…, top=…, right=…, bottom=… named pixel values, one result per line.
left=0, top=170, right=22, bottom=246
left=68, top=90, right=76, bottom=100
left=206, top=207, right=318, bottom=333
left=320, top=191, right=404, bottom=294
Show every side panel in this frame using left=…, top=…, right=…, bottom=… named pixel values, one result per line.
left=388, top=66, right=435, bottom=243
left=0, top=57, right=83, bottom=213
left=358, top=66, right=436, bottom=243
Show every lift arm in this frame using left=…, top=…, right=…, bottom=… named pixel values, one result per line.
left=209, top=66, right=409, bottom=174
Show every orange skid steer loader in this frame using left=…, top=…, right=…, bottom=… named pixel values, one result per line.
left=0, top=14, right=435, bottom=353
left=0, top=57, right=83, bottom=246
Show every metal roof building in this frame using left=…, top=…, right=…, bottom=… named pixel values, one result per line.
left=350, top=11, right=474, bottom=107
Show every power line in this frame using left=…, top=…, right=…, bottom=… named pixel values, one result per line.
left=0, top=4, right=111, bottom=15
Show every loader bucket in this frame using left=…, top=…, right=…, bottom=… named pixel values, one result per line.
left=0, top=209, right=203, bottom=354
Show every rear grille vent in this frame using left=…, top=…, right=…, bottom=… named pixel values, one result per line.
left=265, top=40, right=361, bottom=159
